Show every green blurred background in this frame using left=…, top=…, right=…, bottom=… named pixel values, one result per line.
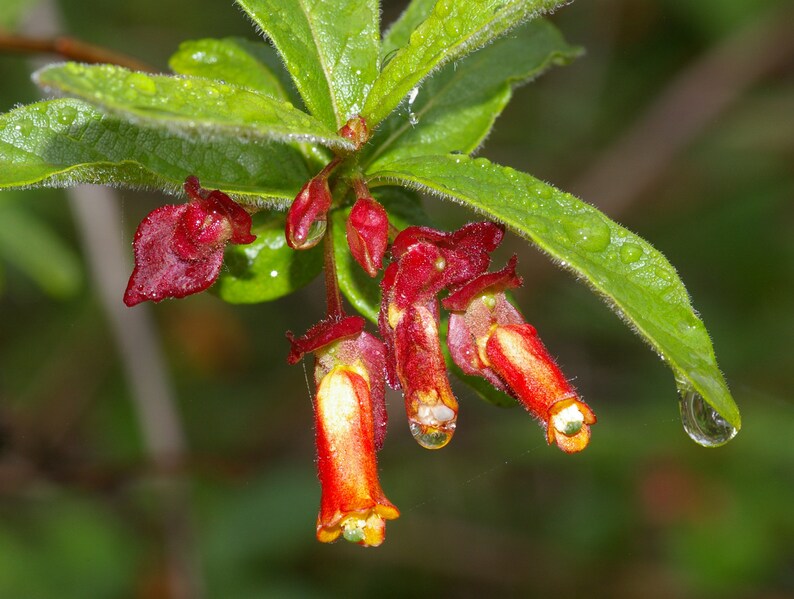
left=1, top=0, right=792, bottom=597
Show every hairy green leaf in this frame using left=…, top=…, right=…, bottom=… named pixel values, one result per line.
left=0, top=199, right=82, bottom=298
left=333, top=186, right=429, bottom=322
left=362, top=0, right=570, bottom=127
left=34, top=63, right=353, bottom=151
left=236, top=0, right=380, bottom=129
left=0, top=99, right=309, bottom=205
left=169, top=37, right=294, bottom=102
left=168, top=37, right=333, bottom=172
left=216, top=214, right=323, bottom=303
left=381, top=0, right=436, bottom=60
left=366, top=19, right=580, bottom=170
left=368, top=154, right=741, bottom=429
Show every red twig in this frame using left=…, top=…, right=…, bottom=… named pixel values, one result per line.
left=0, top=33, right=156, bottom=72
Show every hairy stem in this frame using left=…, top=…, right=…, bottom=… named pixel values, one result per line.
left=323, top=219, right=344, bottom=320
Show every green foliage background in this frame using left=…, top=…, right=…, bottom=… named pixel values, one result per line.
left=0, top=0, right=792, bottom=596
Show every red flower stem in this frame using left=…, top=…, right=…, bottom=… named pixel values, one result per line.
left=321, top=155, right=343, bottom=179
left=388, top=222, right=400, bottom=242
left=0, top=33, right=155, bottom=72
left=352, top=177, right=370, bottom=200
left=323, top=217, right=344, bottom=319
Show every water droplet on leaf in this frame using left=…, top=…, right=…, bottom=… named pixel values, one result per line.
left=125, top=72, right=157, bottom=96
left=678, top=388, right=737, bottom=447
left=620, top=242, right=643, bottom=264
left=563, top=213, right=611, bottom=252
left=57, top=105, right=78, bottom=126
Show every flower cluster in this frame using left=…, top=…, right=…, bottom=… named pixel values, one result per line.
left=122, top=117, right=596, bottom=548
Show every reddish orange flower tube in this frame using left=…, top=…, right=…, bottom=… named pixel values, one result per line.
left=315, top=365, right=399, bottom=546
left=444, top=258, right=596, bottom=453
left=485, top=324, right=596, bottom=453
left=394, top=303, right=458, bottom=449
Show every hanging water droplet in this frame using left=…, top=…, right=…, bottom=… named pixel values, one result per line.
left=407, top=86, right=420, bottom=126
left=409, top=421, right=455, bottom=449
left=678, top=388, right=737, bottom=447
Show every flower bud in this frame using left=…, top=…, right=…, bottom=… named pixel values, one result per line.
left=285, top=175, right=332, bottom=250
left=346, top=197, right=389, bottom=277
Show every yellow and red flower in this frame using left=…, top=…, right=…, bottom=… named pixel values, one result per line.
left=379, top=223, right=504, bottom=449
left=288, top=316, right=398, bottom=546
left=444, top=258, right=597, bottom=453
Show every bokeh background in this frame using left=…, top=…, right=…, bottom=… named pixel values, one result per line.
left=1, top=0, right=792, bottom=597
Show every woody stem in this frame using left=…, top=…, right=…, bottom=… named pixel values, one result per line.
left=0, top=33, right=155, bottom=72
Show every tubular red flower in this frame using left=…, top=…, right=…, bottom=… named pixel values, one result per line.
left=394, top=302, right=458, bottom=449
left=444, top=258, right=596, bottom=453
left=485, top=325, right=596, bottom=453
left=123, top=176, right=255, bottom=306
left=314, top=365, right=398, bottom=546
left=287, top=316, right=397, bottom=545
left=378, top=222, right=505, bottom=448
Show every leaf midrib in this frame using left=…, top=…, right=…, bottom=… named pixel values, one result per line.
left=296, top=0, right=342, bottom=128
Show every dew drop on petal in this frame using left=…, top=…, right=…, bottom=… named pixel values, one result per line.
left=678, top=388, right=737, bottom=447
left=301, top=219, right=327, bottom=248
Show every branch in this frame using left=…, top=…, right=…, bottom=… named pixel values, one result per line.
left=0, top=33, right=156, bottom=71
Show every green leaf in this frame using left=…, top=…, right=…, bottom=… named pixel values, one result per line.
left=169, top=37, right=294, bottom=102
left=362, top=0, right=570, bottom=127
left=215, top=213, right=323, bottom=304
left=168, top=37, right=333, bottom=172
left=333, top=186, right=429, bottom=322
left=0, top=200, right=82, bottom=298
left=368, top=154, right=741, bottom=429
left=236, top=0, right=380, bottom=129
left=366, top=19, right=580, bottom=170
left=381, top=0, right=436, bottom=60
left=34, top=63, right=353, bottom=152
left=0, top=99, right=309, bottom=205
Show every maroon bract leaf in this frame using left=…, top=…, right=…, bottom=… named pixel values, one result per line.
left=346, top=197, right=389, bottom=277
left=286, top=315, right=366, bottom=364
left=443, top=255, right=522, bottom=310
left=123, top=177, right=255, bottom=306
left=286, top=176, right=332, bottom=250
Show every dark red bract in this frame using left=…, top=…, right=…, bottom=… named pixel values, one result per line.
left=123, top=176, right=255, bottom=306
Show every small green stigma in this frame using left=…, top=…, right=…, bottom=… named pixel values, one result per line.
left=552, top=404, right=585, bottom=437
left=480, top=293, right=496, bottom=309
left=342, top=519, right=366, bottom=543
